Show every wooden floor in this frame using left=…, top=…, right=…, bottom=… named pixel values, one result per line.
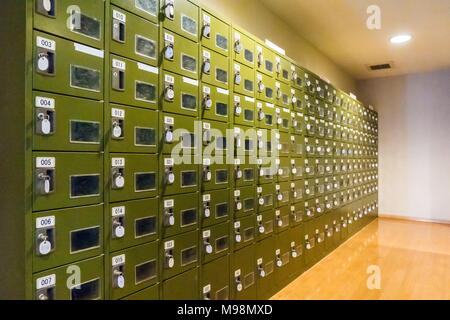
left=271, top=218, right=450, bottom=300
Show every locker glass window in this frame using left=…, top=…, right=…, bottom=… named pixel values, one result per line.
left=181, top=171, right=197, bottom=187
left=70, top=66, right=101, bottom=92
left=216, top=34, right=228, bottom=51
left=135, top=82, right=156, bottom=102
left=135, top=216, right=156, bottom=238
left=215, top=236, right=229, bottom=252
left=181, top=246, right=197, bottom=266
left=216, top=136, right=227, bottom=150
left=215, top=69, right=228, bottom=84
left=71, top=13, right=101, bottom=40
left=135, top=260, right=157, bottom=284
left=181, top=55, right=197, bottom=73
left=181, top=15, right=197, bottom=36
left=216, top=203, right=228, bottom=218
left=263, top=194, right=273, bottom=205
left=70, top=121, right=100, bottom=144
left=182, top=133, right=196, bottom=149
left=136, top=35, right=156, bottom=59
left=135, top=172, right=156, bottom=191
left=215, top=286, right=229, bottom=300
left=216, top=103, right=228, bottom=117
left=244, top=50, right=253, bottom=63
left=215, top=170, right=228, bottom=184
left=70, top=175, right=100, bottom=198
left=244, top=272, right=254, bottom=289
left=181, top=209, right=197, bottom=226
left=265, top=114, right=273, bottom=125
left=70, top=227, right=100, bottom=253
left=265, top=261, right=274, bottom=275
left=245, top=139, right=253, bottom=151
left=265, top=88, right=273, bottom=99
left=71, top=278, right=100, bottom=300
left=244, top=198, right=254, bottom=211
left=244, top=168, right=254, bottom=181
left=244, top=79, right=253, bottom=92
left=135, top=0, right=157, bottom=16
left=135, top=127, right=156, bottom=146
left=244, top=227, right=254, bottom=242
left=244, top=109, right=254, bottom=121
left=182, top=93, right=197, bottom=110
left=265, top=61, right=273, bottom=72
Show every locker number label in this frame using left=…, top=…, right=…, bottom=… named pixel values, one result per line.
left=112, top=206, right=125, bottom=217
left=35, top=96, right=55, bottom=109
left=112, top=254, right=125, bottom=267
left=36, top=36, right=56, bottom=51
left=164, top=240, right=174, bottom=250
left=36, top=216, right=55, bottom=229
left=36, top=157, right=55, bottom=168
left=36, top=274, right=56, bottom=290
left=112, top=158, right=125, bottom=167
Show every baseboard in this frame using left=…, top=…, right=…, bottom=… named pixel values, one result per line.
left=379, top=213, right=450, bottom=225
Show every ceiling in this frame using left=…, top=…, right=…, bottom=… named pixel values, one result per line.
left=260, top=0, right=450, bottom=79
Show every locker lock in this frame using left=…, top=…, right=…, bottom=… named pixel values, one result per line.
left=234, top=101, right=242, bottom=116
left=163, top=206, right=175, bottom=227
left=276, top=212, right=283, bottom=227
left=292, top=186, right=298, bottom=199
left=257, top=51, right=264, bottom=67
left=112, top=168, right=125, bottom=189
left=164, top=0, right=175, bottom=20
left=36, top=231, right=53, bottom=256
left=112, top=120, right=124, bottom=139
left=291, top=94, right=298, bottom=105
left=316, top=230, right=323, bottom=243
left=257, top=193, right=264, bottom=205
left=305, top=239, right=312, bottom=250
left=235, top=196, right=242, bottom=211
left=257, top=107, right=265, bottom=121
left=235, top=276, right=243, bottom=292
left=203, top=202, right=211, bottom=218
left=234, top=70, right=241, bottom=85
left=165, top=126, right=174, bottom=144
left=112, top=15, right=126, bottom=43
left=306, top=208, right=313, bottom=217
left=234, top=227, right=241, bottom=243
left=165, top=166, right=175, bottom=185
left=36, top=111, right=54, bottom=136
left=37, top=51, right=54, bottom=75
left=203, top=288, right=211, bottom=300
left=276, top=61, right=282, bottom=74
left=234, top=130, right=242, bottom=148
left=203, top=166, right=212, bottom=182
left=203, top=128, right=212, bottom=145
left=113, top=269, right=125, bottom=289
left=112, top=217, right=125, bottom=239
left=276, top=87, right=282, bottom=99
left=326, top=226, right=333, bottom=238
left=276, top=189, right=283, bottom=202
left=257, top=220, right=265, bottom=234
left=291, top=243, right=298, bottom=258
left=276, top=253, right=282, bottom=268
left=258, top=262, right=266, bottom=278
left=36, top=170, right=54, bottom=195
left=40, top=0, right=54, bottom=14
left=202, top=58, right=211, bottom=74
left=257, top=80, right=265, bottom=93
left=291, top=164, right=298, bottom=175
left=203, top=22, right=211, bottom=38
left=235, top=165, right=243, bottom=180
left=204, top=238, right=213, bottom=254
left=234, top=39, right=242, bottom=54
left=165, top=250, right=175, bottom=268
left=164, top=84, right=175, bottom=102
left=164, top=43, right=174, bottom=60
left=203, top=94, right=213, bottom=109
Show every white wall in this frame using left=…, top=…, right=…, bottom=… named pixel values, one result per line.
left=358, top=68, right=450, bottom=222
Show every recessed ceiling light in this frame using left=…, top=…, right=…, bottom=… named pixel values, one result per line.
left=390, top=34, right=412, bottom=44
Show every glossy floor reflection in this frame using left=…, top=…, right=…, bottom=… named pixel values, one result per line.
left=271, top=218, right=450, bottom=300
